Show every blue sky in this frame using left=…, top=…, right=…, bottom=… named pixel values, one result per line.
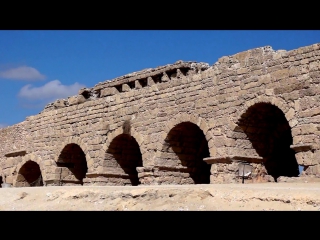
left=0, top=30, right=320, bottom=128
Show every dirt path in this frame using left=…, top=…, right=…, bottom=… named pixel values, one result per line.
left=0, top=182, right=320, bottom=211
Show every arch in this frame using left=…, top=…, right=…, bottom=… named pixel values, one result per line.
left=157, top=113, right=215, bottom=157
left=12, top=154, right=45, bottom=187
left=56, top=143, right=88, bottom=185
left=237, top=96, right=297, bottom=128
left=103, top=125, right=146, bottom=165
left=105, top=133, right=143, bottom=186
left=157, top=121, right=211, bottom=184
left=15, top=161, right=43, bottom=187
left=55, top=136, right=93, bottom=169
left=236, top=101, right=299, bottom=181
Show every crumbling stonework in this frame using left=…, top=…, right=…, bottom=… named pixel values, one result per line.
left=1, top=43, right=320, bottom=187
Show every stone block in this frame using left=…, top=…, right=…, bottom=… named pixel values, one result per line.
left=295, top=151, right=314, bottom=166
left=68, top=95, right=86, bottom=106
left=100, top=87, right=119, bottom=97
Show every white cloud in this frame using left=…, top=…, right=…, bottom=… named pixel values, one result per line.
left=0, top=66, right=46, bottom=80
left=18, top=80, right=86, bottom=102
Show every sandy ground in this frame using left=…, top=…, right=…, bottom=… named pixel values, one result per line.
left=1, top=180, right=320, bottom=211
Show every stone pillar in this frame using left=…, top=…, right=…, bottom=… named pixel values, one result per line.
left=291, top=144, right=319, bottom=177
left=137, top=166, right=157, bottom=185
left=204, top=154, right=268, bottom=184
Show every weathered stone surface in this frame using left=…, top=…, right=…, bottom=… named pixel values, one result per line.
left=100, top=87, right=119, bottom=97
left=1, top=43, right=320, bottom=187
left=68, top=95, right=86, bottom=106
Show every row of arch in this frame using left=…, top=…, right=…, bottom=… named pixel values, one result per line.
left=5, top=101, right=300, bottom=187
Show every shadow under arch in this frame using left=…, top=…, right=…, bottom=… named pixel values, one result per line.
left=237, top=102, right=299, bottom=181
left=16, top=160, right=43, bottom=187
left=160, top=121, right=210, bottom=184
left=105, top=134, right=142, bottom=186
left=0, top=169, right=3, bottom=187
left=57, top=143, right=88, bottom=185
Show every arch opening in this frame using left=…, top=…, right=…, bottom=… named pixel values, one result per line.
left=237, top=102, right=299, bottom=181
left=16, top=160, right=43, bottom=187
left=57, top=143, right=88, bottom=185
left=106, top=134, right=143, bottom=186
left=160, top=122, right=210, bottom=184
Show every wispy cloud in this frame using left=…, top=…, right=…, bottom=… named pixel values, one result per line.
left=0, top=66, right=46, bottom=80
left=18, top=80, right=86, bottom=103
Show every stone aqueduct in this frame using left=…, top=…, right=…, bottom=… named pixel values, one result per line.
left=1, top=43, right=320, bottom=187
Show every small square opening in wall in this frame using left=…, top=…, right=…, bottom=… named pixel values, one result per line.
left=81, top=90, right=91, bottom=99
left=115, top=85, right=122, bottom=92
left=128, top=81, right=135, bottom=89
left=139, top=78, right=148, bottom=87
left=167, top=70, right=177, bottom=79
left=180, top=68, right=189, bottom=76
left=153, top=75, right=162, bottom=83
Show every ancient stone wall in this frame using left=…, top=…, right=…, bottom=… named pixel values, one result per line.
left=1, top=43, right=320, bottom=187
